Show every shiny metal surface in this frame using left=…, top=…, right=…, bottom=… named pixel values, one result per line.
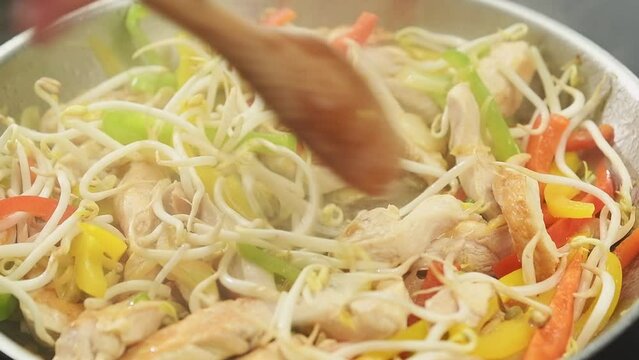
left=1, top=0, right=638, bottom=358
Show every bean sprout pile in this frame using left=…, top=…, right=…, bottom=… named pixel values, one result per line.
left=0, top=4, right=636, bottom=360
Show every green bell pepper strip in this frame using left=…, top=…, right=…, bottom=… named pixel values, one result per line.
left=102, top=110, right=173, bottom=145
left=237, top=243, right=301, bottom=285
left=125, top=4, right=162, bottom=65
left=130, top=72, right=177, bottom=95
left=0, top=294, right=17, bottom=321
left=442, top=50, right=520, bottom=161
left=204, top=127, right=297, bottom=152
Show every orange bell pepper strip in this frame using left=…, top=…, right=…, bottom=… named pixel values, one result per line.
left=523, top=249, right=587, bottom=360
left=332, top=12, right=379, bottom=53
left=614, top=228, right=639, bottom=269
left=565, top=124, right=614, bottom=152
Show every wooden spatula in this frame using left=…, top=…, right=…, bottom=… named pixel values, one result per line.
left=143, top=0, right=402, bottom=195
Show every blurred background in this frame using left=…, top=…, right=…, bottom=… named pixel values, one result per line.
left=2, top=0, right=639, bottom=74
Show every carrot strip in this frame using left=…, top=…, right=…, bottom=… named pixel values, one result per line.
left=262, top=7, right=297, bottom=27
left=332, top=12, right=379, bottom=53
left=526, top=115, right=570, bottom=174
left=566, top=124, right=614, bottom=152
left=523, top=249, right=587, bottom=360
left=614, top=228, right=639, bottom=269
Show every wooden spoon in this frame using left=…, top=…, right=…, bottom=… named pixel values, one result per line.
left=143, top=0, right=402, bottom=195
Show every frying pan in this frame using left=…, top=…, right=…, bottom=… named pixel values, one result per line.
left=1, top=0, right=638, bottom=358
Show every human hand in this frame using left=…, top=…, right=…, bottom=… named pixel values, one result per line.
left=11, top=0, right=92, bottom=40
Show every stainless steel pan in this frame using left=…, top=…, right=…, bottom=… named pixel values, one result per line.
left=1, top=0, right=638, bottom=358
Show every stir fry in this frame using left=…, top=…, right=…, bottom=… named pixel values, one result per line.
left=0, top=4, right=637, bottom=360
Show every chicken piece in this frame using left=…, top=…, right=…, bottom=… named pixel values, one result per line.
left=339, top=195, right=476, bottom=265
left=447, top=83, right=500, bottom=218
left=425, top=282, right=495, bottom=327
left=477, top=41, right=536, bottom=117
left=163, top=182, right=191, bottom=215
left=237, top=342, right=284, bottom=360
left=427, top=219, right=513, bottom=274
left=387, top=79, right=440, bottom=123
left=123, top=253, right=161, bottom=281
left=113, top=162, right=166, bottom=237
left=122, top=299, right=272, bottom=360
left=21, top=287, right=83, bottom=337
left=54, top=300, right=174, bottom=360
left=361, top=46, right=412, bottom=78
left=294, top=277, right=410, bottom=342
left=492, top=168, right=559, bottom=280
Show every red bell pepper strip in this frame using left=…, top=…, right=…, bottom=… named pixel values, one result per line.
left=614, top=228, right=639, bottom=269
left=524, top=249, right=586, bottom=360
left=526, top=115, right=571, bottom=174
left=565, top=124, right=614, bottom=152
left=0, top=196, right=75, bottom=222
left=332, top=12, right=379, bottom=53
left=408, top=262, right=444, bottom=325
left=262, top=7, right=297, bottom=27
left=493, top=253, right=521, bottom=278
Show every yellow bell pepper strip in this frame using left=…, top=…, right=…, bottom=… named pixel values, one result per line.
left=473, top=312, right=535, bottom=359
left=0, top=196, right=75, bottom=222
left=176, top=36, right=198, bottom=86
left=70, top=223, right=128, bottom=297
left=102, top=110, right=173, bottom=145
left=130, top=72, right=177, bottom=95
left=237, top=243, right=301, bottom=287
left=500, top=268, right=554, bottom=305
left=355, top=320, right=429, bottom=360
left=544, top=183, right=595, bottom=219
left=523, top=248, right=587, bottom=360
left=442, top=50, right=520, bottom=161
left=574, top=253, right=622, bottom=337
left=125, top=4, right=162, bottom=65
left=0, top=294, right=17, bottom=322
left=547, top=158, right=614, bottom=248
left=167, top=260, right=217, bottom=296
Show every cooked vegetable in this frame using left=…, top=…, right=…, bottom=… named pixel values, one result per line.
left=0, top=294, right=17, bottom=322
left=70, top=223, right=128, bottom=297
left=566, top=124, right=615, bottom=151
left=262, top=7, right=297, bottom=26
left=526, top=115, right=570, bottom=174
left=614, top=228, right=639, bottom=268
left=443, top=49, right=520, bottom=161
left=237, top=243, right=301, bottom=285
left=0, top=8, right=634, bottom=360
left=0, top=196, right=75, bottom=221
left=332, top=12, right=379, bottom=53
left=523, top=249, right=587, bottom=360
